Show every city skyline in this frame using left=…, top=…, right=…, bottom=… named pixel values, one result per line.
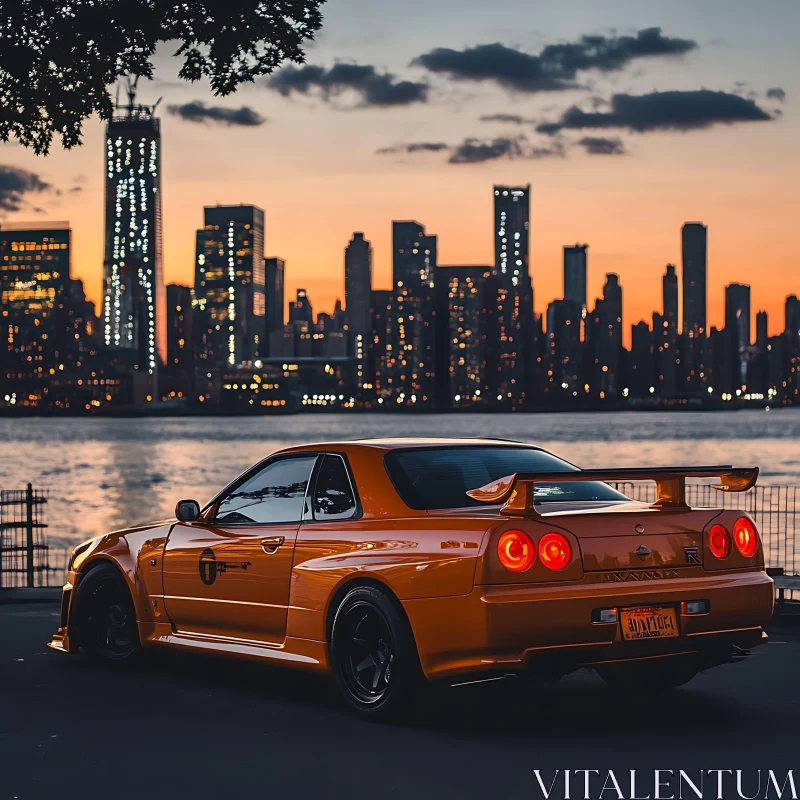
left=3, top=204, right=799, bottom=413
left=0, top=2, right=796, bottom=345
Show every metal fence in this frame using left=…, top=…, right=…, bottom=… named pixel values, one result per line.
left=613, top=482, right=799, bottom=576
left=0, top=484, right=58, bottom=588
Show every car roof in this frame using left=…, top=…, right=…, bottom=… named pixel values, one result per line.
left=281, top=437, right=541, bottom=452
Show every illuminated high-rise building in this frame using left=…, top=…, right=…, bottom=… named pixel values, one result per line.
left=1, top=222, right=70, bottom=345
left=435, top=266, right=491, bottom=408
left=377, top=221, right=438, bottom=407
left=102, top=96, right=165, bottom=376
left=493, top=185, right=529, bottom=286
left=491, top=185, right=532, bottom=407
left=1, top=222, right=71, bottom=397
left=546, top=298, right=582, bottom=394
left=193, top=205, right=266, bottom=370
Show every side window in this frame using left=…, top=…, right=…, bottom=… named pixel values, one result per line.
left=212, top=456, right=317, bottom=525
left=313, top=455, right=357, bottom=521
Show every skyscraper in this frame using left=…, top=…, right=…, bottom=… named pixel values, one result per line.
left=344, top=232, right=372, bottom=344
left=102, top=99, right=165, bottom=376
left=663, top=264, right=678, bottom=339
left=0, top=222, right=71, bottom=340
left=725, top=282, right=751, bottom=388
left=563, top=244, right=588, bottom=315
left=786, top=295, right=800, bottom=342
left=493, top=185, right=530, bottom=286
left=587, top=274, right=623, bottom=395
left=546, top=298, right=583, bottom=394
left=264, top=256, right=285, bottom=355
left=194, top=204, right=266, bottom=369
left=725, top=283, right=751, bottom=351
left=378, top=221, right=438, bottom=407
left=165, top=284, right=193, bottom=374
left=681, top=222, right=708, bottom=392
left=392, top=221, right=437, bottom=294
left=756, top=310, right=768, bottom=349
left=491, top=185, right=532, bottom=407
left=630, top=321, right=655, bottom=398
left=1, top=222, right=72, bottom=394
left=436, top=265, right=491, bottom=408
left=656, top=264, right=679, bottom=394
left=682, top=223, right=707, bottom=337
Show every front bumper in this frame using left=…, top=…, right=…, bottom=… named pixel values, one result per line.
left=47, top=574, right=77, bottom=654
left=403, top=568, right=774, bottom=679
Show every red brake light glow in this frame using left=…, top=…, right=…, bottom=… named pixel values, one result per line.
left=709, top=524, right=731, bottom=560
left=538, top=532, right=571, bottom=571
left=497, top=529, right=535, bottom=572
left=733, top=517, right=758, bottom=558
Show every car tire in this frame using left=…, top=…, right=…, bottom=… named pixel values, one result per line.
left=330, top=585, right=421, bottom=720
left=72, top=563, right=142, bottom=664
left=595, top=659, right=698, bottom=691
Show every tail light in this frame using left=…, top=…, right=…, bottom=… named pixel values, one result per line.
left=733, top=517, right=758, bottom=557
left=538, top=532, right=571, bottom=570
left=709, top=524, right=731, bottom=560
left=497, top=530, right=535, bottom=572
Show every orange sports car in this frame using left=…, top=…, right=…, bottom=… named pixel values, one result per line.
left=50, top=438, right=774, bottom=718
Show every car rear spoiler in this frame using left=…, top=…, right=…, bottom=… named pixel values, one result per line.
left=466, top=465, right=759, bottom=516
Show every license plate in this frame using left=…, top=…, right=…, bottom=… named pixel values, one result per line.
left=620, top=606, right=679, bottom=641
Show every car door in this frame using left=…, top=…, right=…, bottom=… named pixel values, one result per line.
left=162, top=454, right=318, bottom=645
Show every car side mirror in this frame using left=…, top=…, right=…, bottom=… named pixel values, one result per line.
left=175, top=499, right=201, bottom=522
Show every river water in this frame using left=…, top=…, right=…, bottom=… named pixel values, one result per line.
left=1, top=409, right=798, bottom=548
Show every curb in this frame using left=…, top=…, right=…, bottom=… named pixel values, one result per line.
left=0, top=588, right=62, bottom=604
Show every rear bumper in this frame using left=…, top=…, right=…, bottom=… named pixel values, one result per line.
left=403, top=568, right=774, bottom=679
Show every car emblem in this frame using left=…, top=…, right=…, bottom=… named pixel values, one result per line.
left=684, top=546, right=701, bottom=564
left=635, top=524, right=645, bottom=534
left=635, top=544, right=652, bottom=560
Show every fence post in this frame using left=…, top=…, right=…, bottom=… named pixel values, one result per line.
left=26, top=483, right=34, bottom=588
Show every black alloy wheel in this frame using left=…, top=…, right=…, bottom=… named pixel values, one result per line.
left=331, top=586, right=420, bottom=720
left=73, top=563, right=141, bottom=663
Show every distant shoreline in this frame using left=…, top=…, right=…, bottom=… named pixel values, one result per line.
left=0, top=404, right=779, bottom=419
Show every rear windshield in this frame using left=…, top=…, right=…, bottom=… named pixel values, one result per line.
left=384, top=446, right=629, bottom=510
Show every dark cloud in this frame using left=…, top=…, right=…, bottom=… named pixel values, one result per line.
left=377, top=142, right=449, bottom=155
left=167, top=101, right=266, bottom=126
left=766, top=87, right=786, bottom=102
left=536, top=90, right=773, bottom=135
left=538, top=26, right=697, bottom=73
left=412, top=28, right=697, bottom=94
left=411, top=43, right=578, bottom=93
left=268, top=62, right=428, bottom=107
left=68, top=186, right=84, bottom=193
left=577, top=136, right=626, bottom=155
left=448, top=136, right=564, bottom=164
left=479, top=113, right=534, bottom=125
left=0, top=165, right=52, bottom=213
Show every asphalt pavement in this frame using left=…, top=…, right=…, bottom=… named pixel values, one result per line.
left=2, top=604, right=799, bottom=800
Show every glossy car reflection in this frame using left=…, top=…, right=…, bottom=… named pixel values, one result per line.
left=50, top=439, right=773, bottom=718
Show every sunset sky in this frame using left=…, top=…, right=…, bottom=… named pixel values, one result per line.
left=1, top=0, right=798, bottom=344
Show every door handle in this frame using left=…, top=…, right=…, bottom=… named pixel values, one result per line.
left=260, top=536, right=285, bottom=554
